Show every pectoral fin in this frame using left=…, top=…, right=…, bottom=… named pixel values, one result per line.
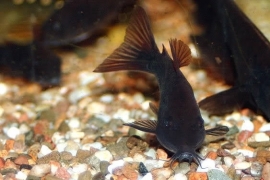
left=123, top=120, right=157, bottom=133
left=205, top=125, right=229, bottom=136
left=149, top=102, right=158, bottom=115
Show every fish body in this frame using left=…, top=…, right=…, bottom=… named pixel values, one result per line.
left=94, top=6, right=228, bottom=165
left=193, top=0, right=270, bottom=121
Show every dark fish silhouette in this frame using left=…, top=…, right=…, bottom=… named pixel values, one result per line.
left=94, top=6, right=228, bottom=165
left=192, top=0, right=270, bottom=121
left=0, top=42, right=61, bottom=87
left=40, top=0, right=136, bottom=47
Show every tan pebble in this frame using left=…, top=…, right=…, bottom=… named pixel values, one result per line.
left=156, top=148, right=168, bottom=160
left=55, top=167, right=71, bottom=180
left=152, top=168, right=172, bottom=179
left=14, top=154, right=29, bottom=165
left=28, top=144, right=41, bottom=162
left=255, top=156, right=267, bottom=165
left=262, top=162, right=270, bottom=180
left=4, top=159, right=17, bottom=169
left=122, top=163, right=138, bottom=180
left=253, top=119, right=263, bottom=133
left=256, top=150, right=270, bottom=157
left=188, top=172, right=207, bottom=180
left=5, top=139, right=15, bottom=151
left=30, top=164, right=51, bottom=177
left=237, top=130, right=253, bottom=143
left=234, top=161, right=251, bottom=170
left=241, top=176, right=255, bottom=180
left=206, top=151, right=217, bottom=160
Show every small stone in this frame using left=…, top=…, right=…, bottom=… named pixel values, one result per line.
left=250, top=132, right=270, bottom=142
left=38, top=145, right=52, bottom=158
left=152, top=168, right=172, bottom=179
left=144, top=148, right=156, bottom=159
left=37, top=151, right=61, bottom=164
left=76, top=149, right=93, bottom=163
left=108, top=160, right=124, bottom=174
left=133, top=153, right=146, bottom=162
left=168, top=173, right=187, bottom=180
left=67, top=118, right=81, bottom=129
left=126, top=136, right=149, bottom=151
left=15, top=171, right=28, bottom=180
left=73, top=164, right=88, bottom=174
left=29, top=164, right=51, bottom=177
left=65, top=131, right=85, bottom=140
left=100, top=161, right=110, bottom=174
left=240, top=119, right=254, bottom=132
left=122, top=163, right=138, bottom=179
left=248, top=141, right=270, bottom=148
left=226, top=166, right=236, bottom=180
left=207, top=151, right=218, bottom=160
left=138, top=162, right=148, bottom=176
left=259, top=123, right=270, bottom=132
left=156, top=148, right=168, bottom=160
left=176, top=162, right=190, bottom=175
left=64, top=141, right=80, bottom=156
left=189, top=172, right=207, bottom=180
left=234, top=161, right=251, bottom=170
left=221, top=142, right=235, bottom=149
left=78, top=171, right=92, bottom=180
left=100, top=94, right=114, bottom=103
left=68, top=87, right=91, bottom=104
left=4, top=159, right=17, bottom=169
left=94, top=150, right=113, bottom=162
left=92, top=172, right=105, bottom=180
left=197, top=158, right=216, bottom=172
left=60, top=151, right=73, bottom=162
left=14, top=154, right=29, bottom=165
left=4, top=126, right=20, bottom=139
left=250, top=161, right=263, bottom=177
left=237, top=130, right=253, bottom=143
left=207, top=169, right=231, bottom=180
left=262, top=162, right=270, bottom=180
left=55, top=167, right=71, bottom=180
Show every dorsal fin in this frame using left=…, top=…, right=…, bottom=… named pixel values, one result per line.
left=93, top=6, right=160, bottom=72
left=169, top=38, right=192, bottom=68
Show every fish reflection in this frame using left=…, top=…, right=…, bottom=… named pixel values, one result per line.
left=192, top=0, right=270, bottom=121
left=94, top=6, right=228, bottom=166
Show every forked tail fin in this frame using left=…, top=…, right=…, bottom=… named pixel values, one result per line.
left=93, top=6, right=160, bottom=73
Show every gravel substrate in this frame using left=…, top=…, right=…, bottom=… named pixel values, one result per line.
left=0, top=0, right=270, bottom=180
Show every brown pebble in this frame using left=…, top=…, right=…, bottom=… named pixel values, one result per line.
left=78, top=170, right=92, bottom=180
left=226, top=165, right=236, bottom=180
left=14, top=154, right=29, bottom=165
left=28, top=144, right=41, bottom=162
left=122, top=163, right=138, bottom=180
left=262, top=162, right=270, bottom=180
left=221, top=142, right=236, bottom=149
left=237, top=130, right=253, bottom=143
left=5, top=140, right=15, bottom=151
left=37, top=151, right=61, bottom=164
left=217, top=148, right=232, bottom=157
left=55, top=167, right=71, bottom=180
left=188, top=172, right=207, bottom=180
left=206, top=151, right=217, bottom=160
left=0, top=157, right=5, bottom=169
left=126, top=136, right=149, bottom=151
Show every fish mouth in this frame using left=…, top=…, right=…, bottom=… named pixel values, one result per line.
left=169, top=150, right=205, bottom=168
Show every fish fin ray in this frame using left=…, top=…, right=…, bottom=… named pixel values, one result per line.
left=205, top=126, right=229, bottom=136
left=94, top=6, right=159, bottom=72
left=149, top=102, right=158, bottom=115
left=123, top=120, right=157, bottom=133
left=169, top=38, right=192, bottom=68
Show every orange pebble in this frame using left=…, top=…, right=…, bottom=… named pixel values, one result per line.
left=5, top=139, right=15, bottom=151
left=206, top=151, right=218, bottom=160
left=253, top=119, right=263, bottom=133
left=189, top=172, right=208, bottom=180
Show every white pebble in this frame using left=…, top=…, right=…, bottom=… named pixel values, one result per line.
left=133, top=93, right=145, bottom=104
left=108, top=160, right=124, bottom=174
left=234, top=161, right=251, bottom=170
left=223, top=157, right=234, bottom=167
left=87, top=102, right=106, bottom=115
left=240, top=119, right=254, bottom=132
left=67, top=118, right=81, bottom=129
left=133, top=153, right=146, bottom=162
left=144, top=160, right=164, bottom=171
left=65, top=131, right=85, bottom=140
left=4, top=126, right=20, bottom=139
left=259, top=123, right=270, bottom=132
left=82, top=142, right=103, bottom=150
left=38, top=145, right=52, bottom=158
left=113, top=108, right=130, bottom=122
left=237, top=149, right=254, bottom=157
left=55, top=142, right=67, bottom=152
left=30, top=164, right=51, bottom=177
left=168, top=173, right=187, bottom=180
left=73, top=164, right=88, bottom=173
left=79, top=71, right=101, bottom=86
left=94, top=150, right=113, bottom=162
left=144, top=148, right=156, bottom=159
left=52, top=132, right=65, bottom=144
left=248, top=132, right=270, bottom=142
left=197, top=158, right=216, bottom=172
left=139, top=173, right=153, bottom=180
left=19, top=124, right=30, bottom=134
left=100, top=94, right=114, bottom=103
left=94, top=114, right=111, bottom=123
left=0, top=83, right=8, bottom=95
left=141, top=101, right=152, bottom=111
left=68, top=87, right=91, bottom=104
left=15, top=171, right=28, bottom=179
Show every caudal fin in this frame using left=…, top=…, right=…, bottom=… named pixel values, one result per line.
left=93, top=6, right=160, bottom=73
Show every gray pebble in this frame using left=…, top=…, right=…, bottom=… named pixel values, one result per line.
left=207, top=169, right=231, bottom=180
left=78, top=171, right=92, bottom=180
left=92, top=172, right=105, bottom=180
left=100, top=161, right=110, bottom=175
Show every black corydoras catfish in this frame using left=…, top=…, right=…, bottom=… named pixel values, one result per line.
left=193, top=0, right=270, bottom=121
left=94, top=6, right=228, bottom=165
